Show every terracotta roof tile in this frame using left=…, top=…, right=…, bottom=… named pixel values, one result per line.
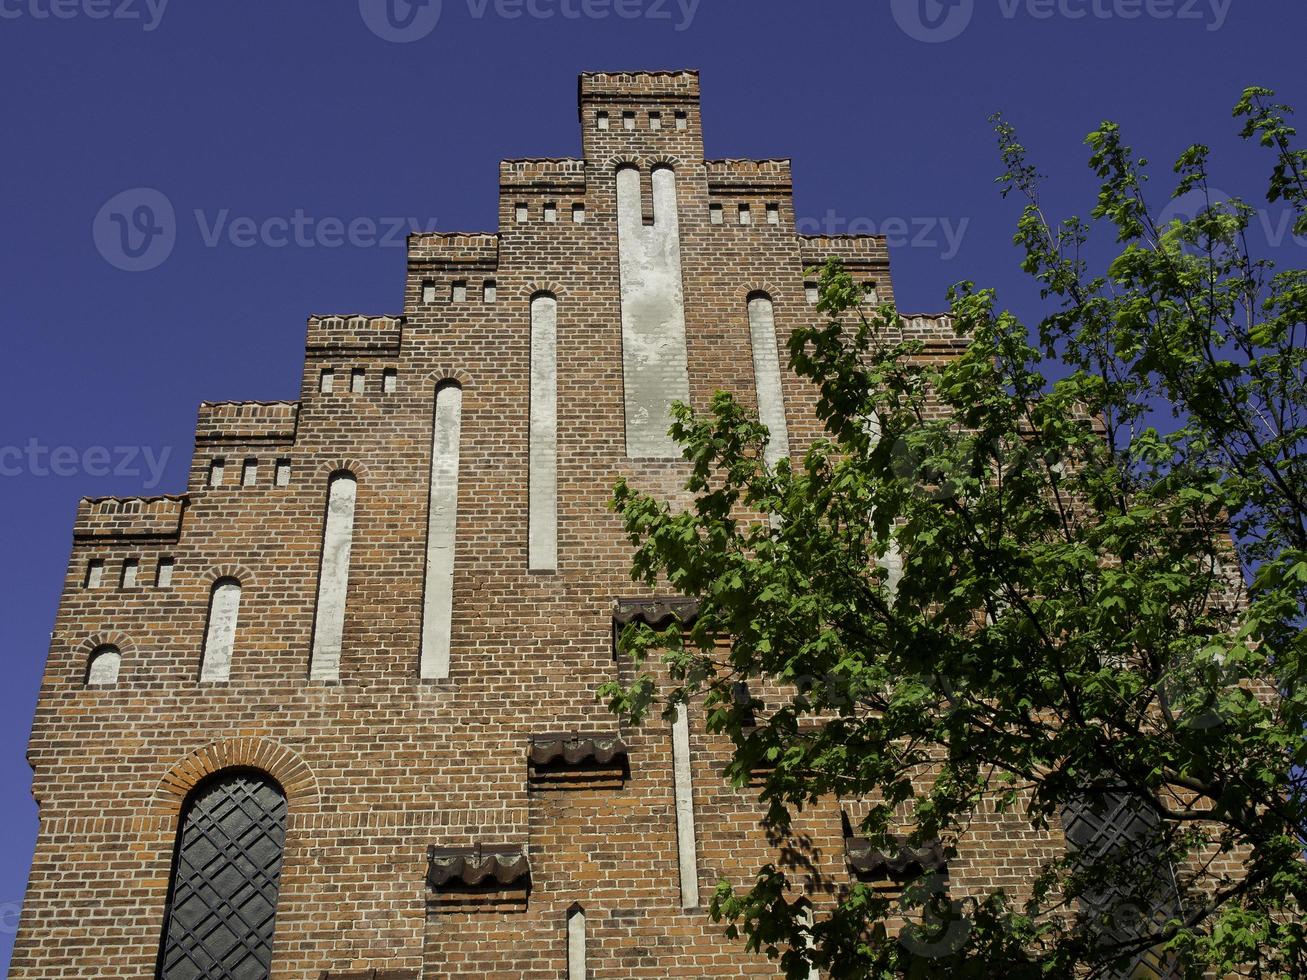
left=427, top=845, right=529, bottom=890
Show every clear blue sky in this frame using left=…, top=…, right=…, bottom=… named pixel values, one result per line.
left=0, top=0, right=1302, bottom=966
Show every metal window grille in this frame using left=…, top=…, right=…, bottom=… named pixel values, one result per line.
left=1061, top=787, right=1184, bottom=979
left=158, top=771, right=288, bottom=979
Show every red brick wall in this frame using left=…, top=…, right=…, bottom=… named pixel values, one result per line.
left=12, top=71, right=998, bottom=979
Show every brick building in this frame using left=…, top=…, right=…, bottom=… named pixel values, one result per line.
left=13, top=71, right=1007, bottom=978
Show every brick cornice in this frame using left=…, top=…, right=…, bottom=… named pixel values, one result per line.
left=152, top=736, right=319, bottom=817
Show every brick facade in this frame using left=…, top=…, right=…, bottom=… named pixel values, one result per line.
left=12, top=71, right=1020, bottom=978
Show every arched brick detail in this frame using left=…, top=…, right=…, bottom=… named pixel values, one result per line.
left=152, top=737, right=319, bottom=817
left=647, top=154, right=683, bottom=171
left=316, top=457, right=369, bottom=481
left=76, top=630, right=137, bottom=659
left=524, top=280, right=564, bottom=301
left=740, top=281, right=784, bottom=304
left=604, top=154, right=641, bottom=171
left=200, top=563, right=255, bottom=588
left=424, top=368, right=473, bottom=390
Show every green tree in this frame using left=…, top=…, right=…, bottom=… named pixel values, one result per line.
left=606, top=88, right=1307, bottom=978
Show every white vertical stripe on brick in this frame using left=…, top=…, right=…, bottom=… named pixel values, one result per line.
left=802, top=903, right=820, bottom=979
left=421, top=384, right=462, bottom=679
left=200, top=579, right=241, bottom=682
left=567, top=905, right=586, bottom=980
left=671, top=704, right=700, bottom=909
left=616, top=165, right=691, bottom=459
left=309, top=472, right=357, bottom=681
left=864, top=415, right=903, bottom=598
left=529, top=294, right=559, bottom=571
left=746, top=294, right=790, bottom=469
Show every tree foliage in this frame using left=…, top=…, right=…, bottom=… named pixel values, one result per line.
left=605, top=88, right=1307, bottom=977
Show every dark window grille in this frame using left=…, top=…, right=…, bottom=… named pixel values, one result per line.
left=1061, top=787, right=1184, bottom=979
left=157, top=771, right=288, bottom=980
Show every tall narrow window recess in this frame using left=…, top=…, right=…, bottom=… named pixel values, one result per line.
left=208, top=458, right=226, bottom=488
left=274, top=458, right=292, bottom=487
left=350, top=368, right=366, bottom=393
left=422, top=280, right=437, bottom=304
left=242, top=458, right=258, bottom=486
left=671, top=705, right=700, bottom=910
left=84, top=558, right=105, bottom=588
left=120, top=558, right=139, bottom=589
left=529, top=294, right=559, bottom=572
left=596, top=110, right=609, bottom=131
left=567, top=904, right=587, bottom=980
left=483, top=279, right=498, bottom=302
left=421, top=383, right=463, bottom=680
left=156, top=557, right=175, bottom=588
left=319, top=368, right=334, bottom=394
left=309, top=472, right=358, bottom=683
left=86, top=645, right=121, bottom=687
left=158, top=771, right=287, bottom=980
left=615, top=164, right=691, bottom=459
left=801, top=903, right=820, bottom=980
left=451, top=280, right=468, bottom=302
left=747, top=294, right=791, bottom=469
left=766, top=203, right=780, bottom=225
left=200, top=578, right=242, bottom=682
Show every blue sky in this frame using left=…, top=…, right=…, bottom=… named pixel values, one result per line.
left=0, top=0, right=1303, bottom=966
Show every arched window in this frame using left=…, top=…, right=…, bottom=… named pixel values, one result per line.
left=615, top=163, right=690, bottom=459
left=309, top=471, right=358, bottom=682
left=745, top=292, right=790, bottom=468
left=421, top=382, right=463, bottom=680
left=200, top=578, right=242, bottom=682
left=157, top=770, right=288, bottom=979
left=86, top=644, right=121, bottom=687
left=529, top=293, right=558, bottom=572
